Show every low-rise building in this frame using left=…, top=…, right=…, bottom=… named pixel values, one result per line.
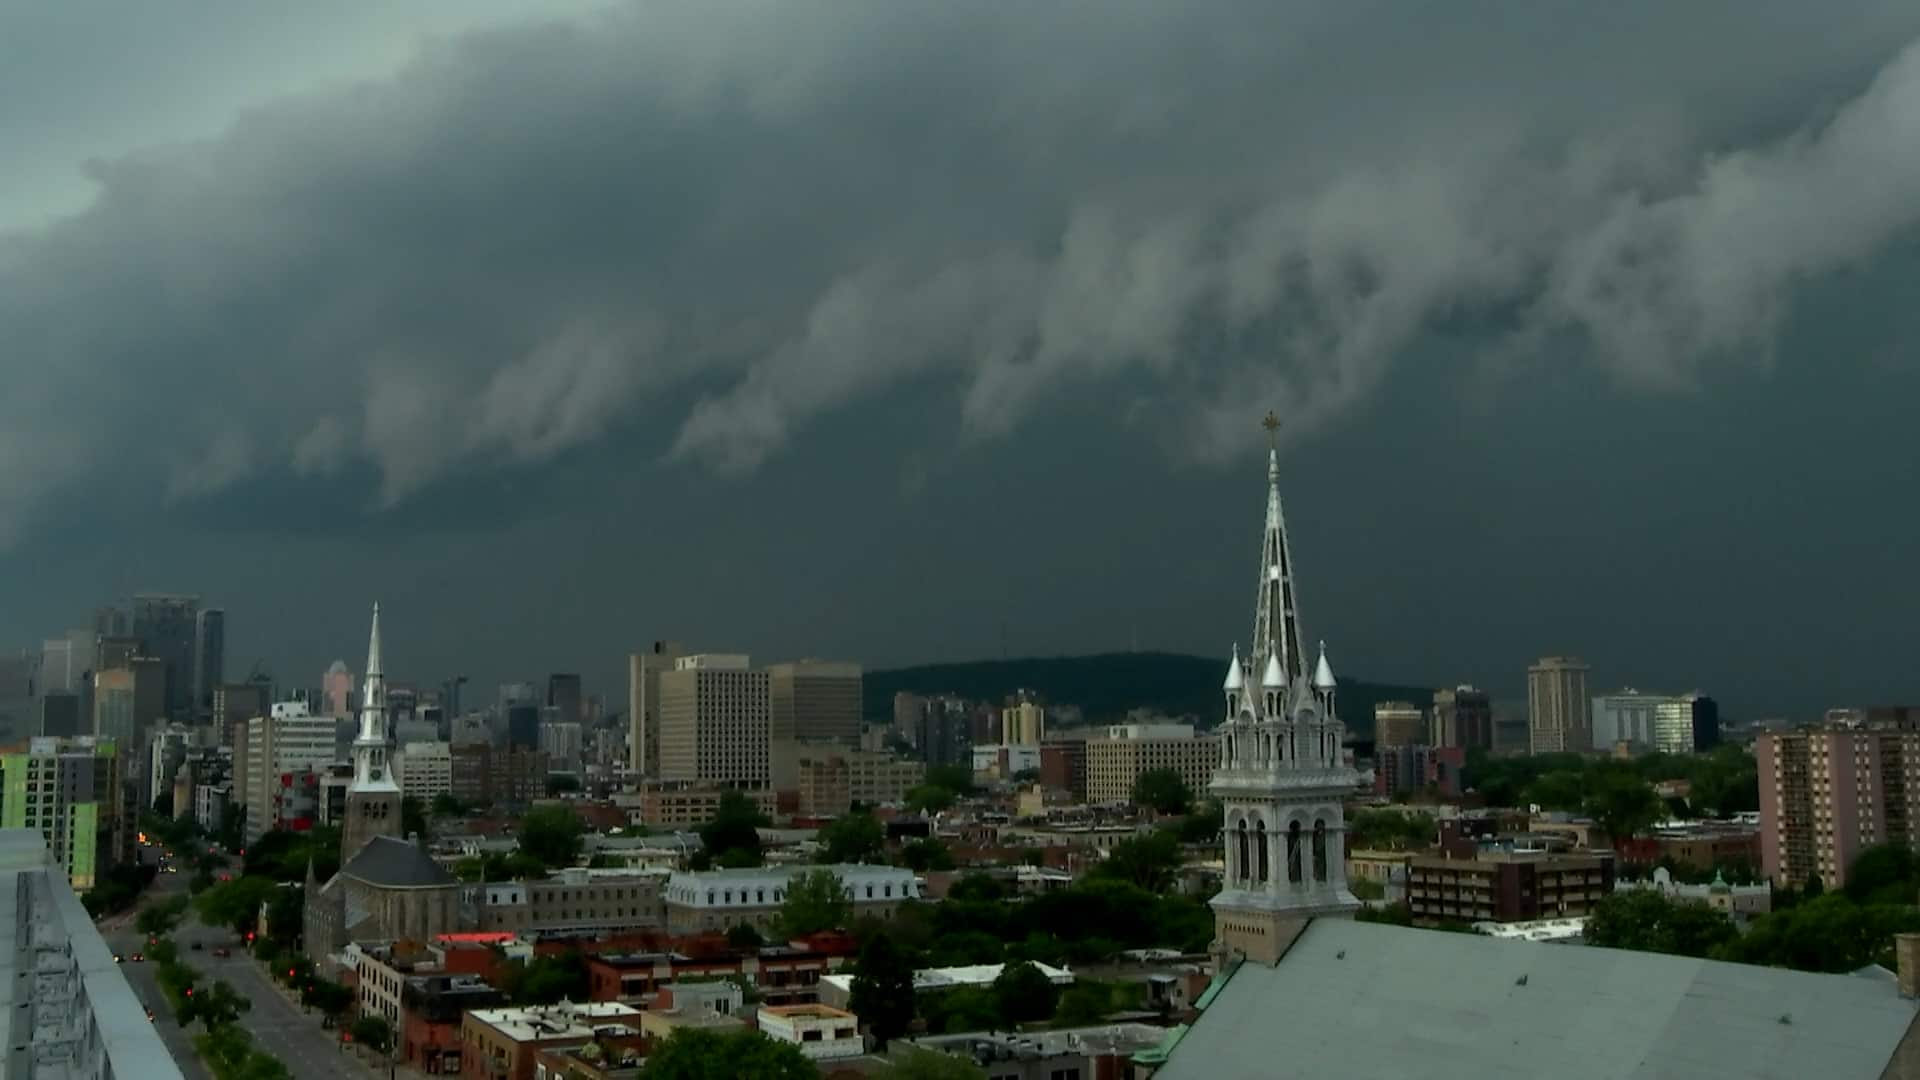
left=586, top=947, right=838, bottom=1008
left=662, top=864, right=918, bottom=934
left=756, top=1004, right=862, bottom=1061
left=793, top=747, right=924, bottom=817
left=888, top=1023, right=1164, bottom=1080
left=632, top=784, right=777, bottom=829
left=402, top=972, right=506, bottom=1077
left=471, top=868, right=668, bottom=938
left=459, top=1001, right=644, bottom=1080
left=817, top=962, right=1073, bottom=1011
left=1083, top=727, right=1219, bottom=806
left=1408, top=848, right=1615, bottom=926
left=1617, top=866, right=1772, bottom=917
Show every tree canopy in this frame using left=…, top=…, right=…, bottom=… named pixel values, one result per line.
left=1131, top=769, right=1192, bottom=815
left=1583, top=773, right=1666, bottom=845
left=639, top=1027, right=818, bottom=1079
left=819, top=810, right=885, bottom=864
left=1585, top=889, right=1737, bottom=957
left=499, top=950, right=591, bottom=1005
left=850, top=931, right=916, bottom=1048
left=875, top=1047, right=988, bottom=1079
left=1347, top=808, right=1436, bottom=851
left=1087, top=830, right=1183, bottom=892
left=778, top=869, right=852, bottom=937
left=905, top=784, right=956, bottom=815
left=699, top=791, right=769, bottom=867
left=518, top=804, right=586, bottom=868
left=992, top=960, right=1060, bottom=1024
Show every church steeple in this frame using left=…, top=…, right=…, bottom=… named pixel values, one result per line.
left=1250, top=411, right=1306, bottom=689
left=341, top=602, right=401, bottom=862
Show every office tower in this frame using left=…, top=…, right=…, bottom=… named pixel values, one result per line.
left=540, top=720, right=585, bottom=773
left=547, top=673, right=584, bottom=726
left=499, top=681, right=539, bottom=709
left=322, top=661, right=354, bottom=718
left=213, top=681, right=269, bottom=748
left=891, top=692, right=925, bottom=749
left=1001, top=690, right=1046, bottom=746
left=911, top=696, right=973, bottom=769
left=37, top=691, right=82, bottom=738
left=192, top=607, right=225, bottom=720
left=628, top=641, right=686, bottom=776
left=131, top=592, right=200, bottom=720
left=0, top=736, right=123, bottom=891
left=241, top=701, right=340, bottom=841
left=40, top=630, right=95, bottom=693
left=1651, top=692, right=1719, bottom=755
left=90, top=657, right=165, bottom=747
left=657, top=654, right=770, bottom=789
left=1759, top=726, right=1920, bottom=889
left=1372, top=701, right=1424, bottom=750
left=769, top=661, right=862, bottom=745
left=93, top=604, right=131, bottom=638
left=95, top=636, right=140, bottom=672
left=396, top=742, right=453, bottom=803
left=1, top=829, right=184, bottom=1080
left=1686, top=693, right=1721, bottom=752
left=1084, top=723, right=1220, bottom=804
left=1591, top=689, right=1661, bottom=751
left=1527, top=656, right=1591, bottom=755
left=1211, top=420, right=1359, bottom=964
left=1429, top=686, right=1493, bottom=751
left=506, top=704, right=540, bottom=751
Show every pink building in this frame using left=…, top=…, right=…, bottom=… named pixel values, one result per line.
left=323, top=660, right=354, bottom=718
left=1758, top=727, right=1920, bottom=889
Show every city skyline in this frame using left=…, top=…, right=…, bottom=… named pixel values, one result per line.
left=6, top=3, right=1920, bottom=717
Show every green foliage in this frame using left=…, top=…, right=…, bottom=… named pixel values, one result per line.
left=948, top=872, right=1006, bottom=903
left=265, top=884, right=304, bottom=947
left=195, top=876, right=274, bottom=936
left=901, top=838, right=956, bottom=872
left=1169, top=803, right=1223, bottom=845
left=699, top=791, right=769, bottom=867
left=850, top=931, right=917, bottom=1048
left=182, top=979, right=251, bottom=1032
left=1586, top=890, right=1737, bottom=957
left=138, top=895, right=191, bottom=937
left=546, top=774, right=582, bottom=795
left=875, top=1047, right=988, bottom=1080
left=457, top=850, right=551, bottom=882
left=819, top=810, right=886, bottom=864
left=518, top=804, right=586, bottom=868
left=926, top=765, right=976, bottom=795
left=82, top=861, right=158, bottom=916
left=1349, top=878, right=1387, bottom=901
left=243, top=826, right=341, bottom=883
left=499, top=950, right=591, bottom=1005
left=429, top=792, right=466, bottom=817
left=1355, top=902, right=1415, bottom=927
left=308, top=979, right=355, bottom=1020
left=928, top=931, right=1005, bottom=967
left=1347, top=808, right=1436, bottom=851
left=927, top=986, right=1002, bottom=1033
left=401, top=797, right=428, bottom=841
left=1131, top=768, right=1192, bottom=815
left=1467, top=745, right=1758, bottom=818
left=1844, top=844, right=1920, bottom=905
left=1522, top=769, right=1588, bottom=811
left=906, top=784, right=957, bottom=815
left=349, top=1016, right=392, bottom=1053
left=1051, top=978, right=1145, bottom=1027
left=195, top=1025, right=291, bottom=1080
left=779, top=869, right=852, bottom=937
left=638, top=1027, right=819, bottom=1080
left=992, top=960, right=1060, bottom=1024
left=728, top=922, right=765, bottom=951
left=1087, top=830, right=1183, bottom=892
left=1583, top=772, right=1666, bottom=844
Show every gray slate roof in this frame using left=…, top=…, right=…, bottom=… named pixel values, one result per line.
left=1158, top=919, right=1920, bottom=1080
left=339, top=835, right=459, bottom=889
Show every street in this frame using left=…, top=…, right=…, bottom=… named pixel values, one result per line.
left=102, top=856, right=380, bottom=1080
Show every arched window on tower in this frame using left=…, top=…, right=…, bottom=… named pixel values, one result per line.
left=1313, top=819, right=1328, bottom=882
left=1256, top=819, right=1269, bottom=883
left=1235, top=820, right=1251, bottom=886
left=1286, top=820, right=1302, bottom=884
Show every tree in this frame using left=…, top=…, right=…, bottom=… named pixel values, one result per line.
left=349, top=1015, right=392, bottom=1053
left=1089, top=830, right=1182, bottom=892
left=819, top=811, right=886, bottom=864
left=929, top=987, right=1001, bottom=1033
left=778, top=869, right=852, bottom=937
left=699, top=791, right=769, bottom=867
left=1522, top=770, right=1587, bottom=811
left=401, top=797, right=428, bottom=841
left=905, top=784, right=956, bottom=815
left=1845, top=844, right=1920, bottom=905
left=728, top=923, right=765, bottom=951
left=1585, top=890, right=1736, bottom=958
left=1347, top=809, right=1437, bottom=852
left=1172, top=803, right=1224, bottom=845
left=992, top=960, right=1059, bottom=1024
left=518, top=804, right=586, bottom=868
left=638, top=1028, right=818, bottom=1080
left=429, top=793, right=465, bottom=817
left=499, top=951, right=590, bottom=1005
left=183, top=979, right=251, bottom=1032
left=138, top=895, right=191, bottom=937
left=947, top=873, right=1005, bottom=903
left=196, top=876, right=274, bottom=937
left=1584, top=775, right=1664, bottom=848
left=1052, top=983, right=1116, bottom=1027
left=925, top=765, right=976, bottom=795
left=901, top=838, right=956, bottom=873
left=850, top=932, right=916, bottom=1048
left=875, top=1047, right=988, bottom=1079
left=1131, top=769, right=1192, bottom=815
left=310, top=980, right=355, bottom=1024
left=546, top=774, right=582, bottom=796
left=1716, top=893, right=1920, bottom=973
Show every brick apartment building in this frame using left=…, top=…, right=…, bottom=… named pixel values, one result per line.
left=1758, top=725, right=1920, bottom=889
left=1407, top=849, right=1616, bottom=926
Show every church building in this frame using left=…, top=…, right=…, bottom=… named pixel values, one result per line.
left=304, top=604, right=462, bottom=973
left=1209, top=413, right=1361, bottom=964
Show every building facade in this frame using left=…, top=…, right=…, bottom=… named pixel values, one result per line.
left=662, top=864, right=919, bottom=934
left=131, top=592, right=199, bottom=721
left=398, top=742, right=454, bottom=802
left=1407, top=849, right=1615, bottom=925
left=1083, top=727, right=1220, bottom=806
left=793, top=747, right=924, bottom=817
left=1210, top=419, right=1360, bottom=964
left=1757, top=726, right=1920, bottom=889
left=1429, top=686, right=1493, bottom=751
left=0, top=737, right=122, bottom=891
left=240, top=702, right=338, bottom=841
left=1372, top=701, right=1424, bottom=750
left=627, top=641, right=685, bottom=778
left=1527, top=656, right=1592, bottom=755
left=657, top=655, right=770, bottom=790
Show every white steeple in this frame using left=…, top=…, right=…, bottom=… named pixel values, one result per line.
left=1249, top=413, right=1307, bottom=692
left=1261, top=650, right=1286, bottom=689
left=351, top=602, right=399, bottom=794
left=1223, top=644, right=1245, bottom=692
left=1313, top=639, right=1338, bottom=691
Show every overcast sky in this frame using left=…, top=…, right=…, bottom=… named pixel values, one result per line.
left=4, top=1, right=1918, bottom=718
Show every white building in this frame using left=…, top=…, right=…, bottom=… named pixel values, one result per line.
left=1591, top=689, right=1667, bottom=751
left=756, top=1005, right=863, bottom=1061
left=396, top=741, right=453, bottom=802
left=662, top=864, right=919, bottom=934
left=241, top=701, right=339, bottom=841
left=817, top=961, right=1074, bottom=1010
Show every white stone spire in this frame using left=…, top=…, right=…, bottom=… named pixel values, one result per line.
left=1223, top=644, right=1245, bottom=693
left=352, top=602, right=398, bottom=793
left=1249, top=413, right=1307, bottom=692
left=1313, top=639, right=1338, bottom=691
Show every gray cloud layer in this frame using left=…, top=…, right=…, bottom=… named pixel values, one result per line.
left=5, top=1, right=1920, bottom=548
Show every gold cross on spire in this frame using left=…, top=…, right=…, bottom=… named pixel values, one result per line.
left=1262, top=410, right=1280, bottom=448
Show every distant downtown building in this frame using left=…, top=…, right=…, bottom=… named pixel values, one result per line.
left=1592, top=690, right=1720, bottom=754
left=2, top=830, right=183, bottom=1079
left=1757, top=725, right=1920, bottom=889
left=1084, top=724, right=1220, bottom=806
left=793, top=747, right=925, bottom=817
left=1527, top=656, right=1591, bottom=755
left=191, top=606, right=225, bottom=721
left=131, top=592, right=200, bottom=721
left=658, top=654, right=770, bottom=791
left=396, top=742, right=453, bottom=803
left=628, top=640, right=687, bottom=778
left=1002, top=692, right=1046, bottom=746
left=0, top=738, right=125, bottom=892
left=1372, top=701, right=1424, bottom=750
left=1429, top=686, right=1493, bottom=751
left=769, top=660, right=861, bottom=790
left=241, top=701, right=339, bottom=840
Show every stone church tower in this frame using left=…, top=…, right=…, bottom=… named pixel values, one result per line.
left=340, top=602, right=402, bottom=862
left=1210, top=414, right=1360, bottom=965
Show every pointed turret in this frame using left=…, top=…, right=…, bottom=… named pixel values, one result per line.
left=1222, top=644, right=1245, bottom=693
left=1261, top=650, right=1285, bottom=689
left=364, top=601, right=383, bottom=678
left=1313, top=639, right=1337, bottom=692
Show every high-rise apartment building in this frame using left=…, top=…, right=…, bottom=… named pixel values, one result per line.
left=1757, top=725, right=1920, bottom=889
left=541, top=721, right=585, bottom=774
left=1002, top=693, right=1046, bottom=746
left=241, top=701, right=340, bottom=841
left=0, top=737, right=123, bottom=891
left=1527, top=657, right=1591, bottom=755
left=629, top=641, right=687, bottom=777
left=131, top=593, right=200, bottom=721
left=396, top=742, right=453, bottom=803
left=1372, top=701, right=1424, bottom=750
left=658, top=654, right=770, bottom=790
left=506, top=704, right=540, bottom=751
left=1429, top=686, right=1493, bottom=751
left=192, top=607, right=225, bottom=720
left=1085, top=724, right=1220, bottom=805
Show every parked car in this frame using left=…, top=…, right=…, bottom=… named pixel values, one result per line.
left=211, top=947, right=231, bottom=958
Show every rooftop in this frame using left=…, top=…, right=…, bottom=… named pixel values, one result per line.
left=466, top=1001, right=644, bottom=1043
left=340, top=835, right=461, bottom=888
left=821, top=961, right=1073, bottom=996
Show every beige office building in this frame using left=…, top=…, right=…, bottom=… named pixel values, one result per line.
left=1373, top=701, right=1424, bottom=750
left=1003, top=698, right=1046, bottom=746
left=1084, top=725, right=1220, bottom=805
left=794, top=746, right=925, bottom=817
left=1431, top=686, right=1494, bottom=751
left=629, top=641, right=687, bottom=777
left=1528, top=656, right=1592, bottom=755
left=658, top=655, right=770, bottom=790
left=769, top=661, right=861, bottom=791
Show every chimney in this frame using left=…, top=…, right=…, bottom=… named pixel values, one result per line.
left=1897, top=933, right=1920, bottom=998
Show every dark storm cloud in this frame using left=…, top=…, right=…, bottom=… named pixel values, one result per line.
left=5, top=0, right=1920, bottom=552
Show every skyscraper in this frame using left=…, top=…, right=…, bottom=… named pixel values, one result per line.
left=629, top=641, right=686, bottom=776
left=1372, top=701, right=1424, bottom=750
left=213, top=681, right=269, bottom=748
left=131, top=592, right=200, bottom=720
left=1211, top=414, right=1360, bottom=964
left=547, top=673, right=584, bottom=726
left=192, top=607, right=225, bottom=721
left=1527, top=656, right=1592, bottom=755
left=1430, top=686, right=1493, bottom=751
left=658, top=654, right=770, bottom=790
left=322, top=661, right=354, bottom=718
left=1001, top=691, right=1046, bottom=746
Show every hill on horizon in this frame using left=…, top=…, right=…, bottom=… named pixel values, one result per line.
left=864, top=651, right=1434, bottom=731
